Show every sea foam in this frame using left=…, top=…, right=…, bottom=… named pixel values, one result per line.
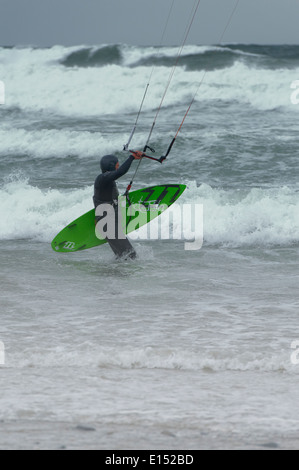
left=1, top=176, right=298, bottom=247
left=1, top=45, right=299, bottom=118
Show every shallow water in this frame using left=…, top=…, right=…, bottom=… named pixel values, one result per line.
left=0, top=43, right=299, bottom=449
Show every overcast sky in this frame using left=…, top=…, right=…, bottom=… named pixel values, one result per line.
left=1, top=0, right=299, bottom=47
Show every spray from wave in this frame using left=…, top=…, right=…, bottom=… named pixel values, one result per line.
left=1, top=44, right=299, bottom=117
left=1, top=176, right=298, bottom=247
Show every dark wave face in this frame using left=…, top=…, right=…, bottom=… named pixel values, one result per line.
left=59, top=44, right=299, bottom=71
left=60, top=44, right=123, bottom=67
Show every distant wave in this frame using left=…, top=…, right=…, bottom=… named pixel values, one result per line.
left=58, top=43, right=299, bottom=71
left=1, top=44, right=299, bottom=117
left=60, top=44, right=123, bottom=67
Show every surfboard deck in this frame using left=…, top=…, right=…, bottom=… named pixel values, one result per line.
left=51, top=184, right=186, bottom=253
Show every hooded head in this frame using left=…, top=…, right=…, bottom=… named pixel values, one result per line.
left=100, top=155, right=119, bottom=173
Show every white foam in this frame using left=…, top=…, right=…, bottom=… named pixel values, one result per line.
left=0, top=128, right=129, bottom=159
left=7, top=343, right=296, bottom=374
left=1, top=176, right=299, bottom=247
left=0, top=176, right=92, bottom=242
left=132, top=181, right=299, bottom=247
left=183, top=181, right=299, bottom=247
left=1, top=45, right=298, bottom=117
left=121, top=44, right=221, bottom=66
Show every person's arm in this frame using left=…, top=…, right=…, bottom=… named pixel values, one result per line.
left=103, top=156, right=134, bottom=182
left=104, top=152, right=143, bottom=182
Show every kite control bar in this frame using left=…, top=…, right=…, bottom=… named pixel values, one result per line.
left=129, top=149, right=166, bottom=164
left=129, top=136, right=176, bottom=163
left=125, top=146, right=169, bottom=197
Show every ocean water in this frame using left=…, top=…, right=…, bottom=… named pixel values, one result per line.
left=0, top=43, right=299, bottom=450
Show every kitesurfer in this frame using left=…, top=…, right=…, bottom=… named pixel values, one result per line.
left=93, top=152, right=143, bottom=259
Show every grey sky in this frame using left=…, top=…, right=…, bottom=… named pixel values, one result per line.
left=1, top=0, right=299, bottom=47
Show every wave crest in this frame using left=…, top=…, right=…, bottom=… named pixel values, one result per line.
left=1, top=177, right=299, bottom=248
left=60, top=45, right=123, bottom=68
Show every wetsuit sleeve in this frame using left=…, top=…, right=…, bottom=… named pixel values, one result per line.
left=104, top=155, right=135, bottom=182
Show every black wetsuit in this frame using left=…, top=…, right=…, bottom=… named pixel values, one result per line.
left=93, top=155, right=136, bottom=259
left=93, top=155, right=134, bottom=208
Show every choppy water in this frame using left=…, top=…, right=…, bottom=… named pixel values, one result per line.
left=0, top=43, right=299, bottom=449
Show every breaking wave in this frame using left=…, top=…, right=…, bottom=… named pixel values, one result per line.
left=7, top=342, right=297, bottom=374
left=1, top=176, right=298, bottom=248
left=1, top=44, right=299, bottom=117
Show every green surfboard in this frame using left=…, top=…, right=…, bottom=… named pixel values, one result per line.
left=51, top=184, right=186, bottom=253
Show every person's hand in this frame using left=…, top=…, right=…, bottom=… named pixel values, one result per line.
left=130, top=150, right=144, bottom=160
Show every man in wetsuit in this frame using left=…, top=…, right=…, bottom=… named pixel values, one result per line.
left=93, top=152, right=142, bottom=259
